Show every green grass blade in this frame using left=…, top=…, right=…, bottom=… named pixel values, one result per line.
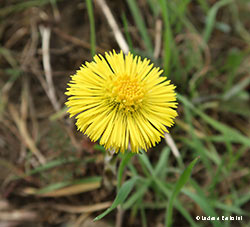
left=166, top=157, right=199, bottom=227
left=37, top=176, right=101, bottom=194
left=28, top=158, right=77, bottom=175
left=223, top=77, right=250, bottom=101
left=154, top=147, right=170, bottom=177
left=140, top=204, right=147, bottom=227
left=203, top=0, right=233, bottom=42
left=94, top=177, right=137, bottom=221
left=128, top=162, right=138, bottom=176
left=158, top=0, right=172, bottom=75
left=184, top=105, right=213, bottom=170
left=147, top=0, right=160, bottom=16
left=236, top=192, right=250, bottom=207
left=197, top=0, right=210, bottom=12
left=198, top=111, right=250, bottom=146
left=182, top=188, right=221, bottom=227
left=117, top=152, right=135, bottom=191
left=0, top=0, right=63, bottom=17
left=123, top=179, right=151, bottom=209
left=36, top=181, right=71, bottom=194
left=138, top=150, right=199, bottom=225
left=154, top=178, right=198, bottom=226
left=126, top=0, right=153, bottom=53
left=214, top=202, right=249, bottom=216
left=138, top=151, right=154, bottom=175
left=121, top=12, right=134, bottom=52
left=178, top=94, right=250, bottom=146
left=86, top=0, right=96, bottom=56
left=0, top=47, right=19, bottom=68
left=222, top=49, right=245, bottom=93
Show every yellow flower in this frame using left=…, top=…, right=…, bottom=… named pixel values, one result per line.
left=65, top=50, right=178, bottom=153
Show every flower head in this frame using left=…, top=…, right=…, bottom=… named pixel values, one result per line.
left=65, top=50, right=178, bottom=153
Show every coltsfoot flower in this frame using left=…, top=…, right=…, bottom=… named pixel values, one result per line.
left=65, top=50, right=178, bottom=153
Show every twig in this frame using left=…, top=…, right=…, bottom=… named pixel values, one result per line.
left=19, top=76, right=29, bottom=163
left=51, top=201, right=112, bottom=213
left=53, top=27, right=105, bottom=53
left=39, top=25, right=60, bottom=111
left=0, top=210, right=37, bottom=221
left=164, top=133, right=180, bottom=159
left=75, top=213, right=90, bottom=227
left=9, top=104, right=46, bottom=165
left=154, top=19, right=162, bottom=59
left=5, top=27, right=28, bottom=48
left=115, top=205, right=124, bottom=227
left=95, top=0, right=129, bottom=54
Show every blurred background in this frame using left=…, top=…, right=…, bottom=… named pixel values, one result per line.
left=0, top=0, right=250, bottom=226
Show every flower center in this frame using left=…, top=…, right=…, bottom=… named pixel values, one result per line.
left=110, top=75, right=144, bottom=111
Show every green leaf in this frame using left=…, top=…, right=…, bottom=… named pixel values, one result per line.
left=94, top=177, right=137, bottom=221
left=166, top=157, right=199, bottom=227
left=117, top=152, right=135, bottom=191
